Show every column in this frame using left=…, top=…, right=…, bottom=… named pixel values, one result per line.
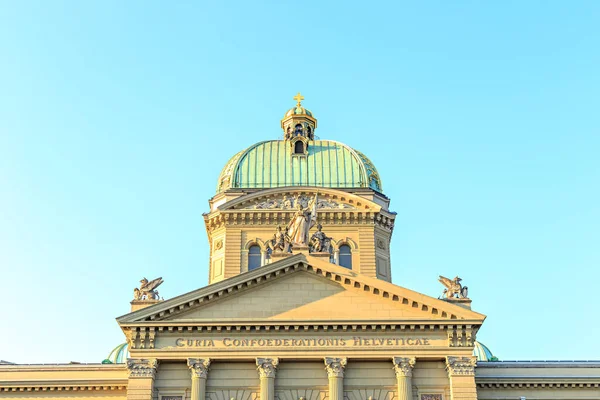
left=256, top=358, right=279, bottom=400
left=126, top=358, right=158, bottom=400
left=445, top=356, right=478, bottom=400
left=324, top=357, right=347, bottom=400
left=392, top=357, right=415, bottom=400
left=188, top=358, right=211, bottom=400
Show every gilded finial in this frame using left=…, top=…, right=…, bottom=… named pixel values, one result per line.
left=293, top=92, right=304, bottom=106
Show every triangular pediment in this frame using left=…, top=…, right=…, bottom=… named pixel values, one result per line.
left=117, top=254, right=485, bottom=327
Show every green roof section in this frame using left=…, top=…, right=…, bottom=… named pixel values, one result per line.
left=216, top=140, right=383, bottom=193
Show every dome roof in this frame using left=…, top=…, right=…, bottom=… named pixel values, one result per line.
left=284, top=105, right=313, bottom=117
left=216, top=140, right=382, bottom=193
left=473, top=341, right=498, bottom=361
left=101, top=343, right=129, bottom=364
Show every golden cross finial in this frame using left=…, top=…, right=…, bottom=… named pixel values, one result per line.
left=293, top=92, right=304, bottom=106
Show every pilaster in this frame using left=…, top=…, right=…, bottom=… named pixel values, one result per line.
left=446, top=356, right=478, bottom=400
left=324, top=357, right=347, bottom=400
left=256, top=358, right=279, bottom=400
left=392, top=357, right=415, bottom=400
left=188, top=358, right=210, bottom=400
left=126, top=358, right=158, bottom=400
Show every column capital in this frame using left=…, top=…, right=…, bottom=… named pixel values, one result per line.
left=324, top=357, right=347, bottom=378
left=127, top=358, right=159, bottom=378
left=445, top=356, right=477, bottom=376
left=256, top=357, right=279, bottom=378
left=188, top=358, right=211, bottom=379
left=392, top=357, right=416, bottom=377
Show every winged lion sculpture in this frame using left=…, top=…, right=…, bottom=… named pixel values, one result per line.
left=133, top=277, right=164, bottom=301
left=438, top=275, right=469, bottom=299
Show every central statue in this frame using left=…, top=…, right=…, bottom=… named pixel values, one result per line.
left=286, top=194, right=318, bottom=246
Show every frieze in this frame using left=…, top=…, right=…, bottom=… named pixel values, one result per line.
left=237, top=195, right=355, bottom=210
left=168, top=335, right=438, bottom=350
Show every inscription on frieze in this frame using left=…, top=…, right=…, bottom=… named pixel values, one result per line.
left=165, top=335, right=439, bottom=349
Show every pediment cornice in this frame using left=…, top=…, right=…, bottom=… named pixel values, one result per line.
left=117, top=254, right=485, bottom=327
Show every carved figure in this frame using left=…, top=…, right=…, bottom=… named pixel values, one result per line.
left=268, top=225, right=290, bottom=253
left=282, top=195, right=294, bottom=209
left=438, top=276, right=468, bottom=299
left=286, top=194, right=317, bottom=246
left=133, top=277, right=164, bottom=301
left=309, top=223, right=332, bottom=253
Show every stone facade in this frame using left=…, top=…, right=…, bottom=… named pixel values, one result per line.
left=1, top=98, right=599, bottom=400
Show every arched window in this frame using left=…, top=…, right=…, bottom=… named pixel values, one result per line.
left=294, top=141, right=305, bottom=154
left=248, top=245, right=261, bottom=270
left=307, top=126, right=312, bottom=139
left=339, top=245, right=352, bottom=269
left=294, top=124, right=303, bottom=136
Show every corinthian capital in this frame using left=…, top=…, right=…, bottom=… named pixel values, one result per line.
left=324, top=357, right=347, bottom=378
left=392, top=357, right=416, bottom=377
left=127, top=358, right=159, bottom=378
left=445, top=356, right=477, bottom=376
left=188, top=358, right=211, bottom=379
left=256, top=357, right=279, bottom=378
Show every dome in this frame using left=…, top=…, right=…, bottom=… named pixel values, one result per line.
left=473, top=341, right=498, bottom=361
left=101, top=343, right=129, bottom=364
left=284, top=105, right=313, bottom=117
left=216, top=140, right=383, bottom=193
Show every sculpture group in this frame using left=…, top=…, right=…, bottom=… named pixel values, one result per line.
left=266, top=193, right=332, bottom=254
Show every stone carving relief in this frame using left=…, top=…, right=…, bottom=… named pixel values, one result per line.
left=392, top=357, right=416, bottom=377
left=256, top=357, right=279, bottom=378
left=376, top=238, right=386, bottom=250
left=420, top=395, right=443, bottom=400
left=207, top=390, right=259, bottom=400
left=344, top=389, right=396, bottom=400
left=445, top=356, right=477, bottom=376
left=187, top=358, right=211, bottom=379
left=127, top=358, right=158, bottom=378
left=275, top=389, right=327, bottom=400
left=241, top=194, right=355, bottom=210
left=324, top=357, right=347, bottom=378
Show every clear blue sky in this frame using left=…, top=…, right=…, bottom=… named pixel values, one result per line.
left=1, top=1, right=599, bottom=363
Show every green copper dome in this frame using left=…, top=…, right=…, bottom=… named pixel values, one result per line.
left=101, top=343, right=129, bottom=364
left=284, top=105, right=313, bottom=117
left=473, top=341, right=498, bottom=362
left=216, top=140, right=382, bottom=193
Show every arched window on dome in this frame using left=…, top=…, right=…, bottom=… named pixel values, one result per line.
left=307, top=126, right=312, bottom=140
left=294, top=124, right=303, bottom=136
left=339, top=245, right=352, bottom=269
left=294, top=141, right=305, bottom=155
left=248, top=245, right=261, bottom=271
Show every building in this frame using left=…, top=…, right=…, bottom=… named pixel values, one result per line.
left=1, top=95, right=599, bottom=400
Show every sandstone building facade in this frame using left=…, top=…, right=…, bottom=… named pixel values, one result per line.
left=1, top=96, right=598, bottom=400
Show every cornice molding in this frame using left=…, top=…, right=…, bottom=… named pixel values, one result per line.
left=118, top=254, right=484, bottom=327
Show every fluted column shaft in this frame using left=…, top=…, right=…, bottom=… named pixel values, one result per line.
left=324, top=357, right=347, bottom=400
left=257, top=358, right=279, bottom=400
left=393, top=357, right=415, bottom=400
left=188, top=359, right=210, bottom=400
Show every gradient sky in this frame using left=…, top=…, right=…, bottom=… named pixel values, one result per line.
left=1, top=1, right=599, bottom=363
